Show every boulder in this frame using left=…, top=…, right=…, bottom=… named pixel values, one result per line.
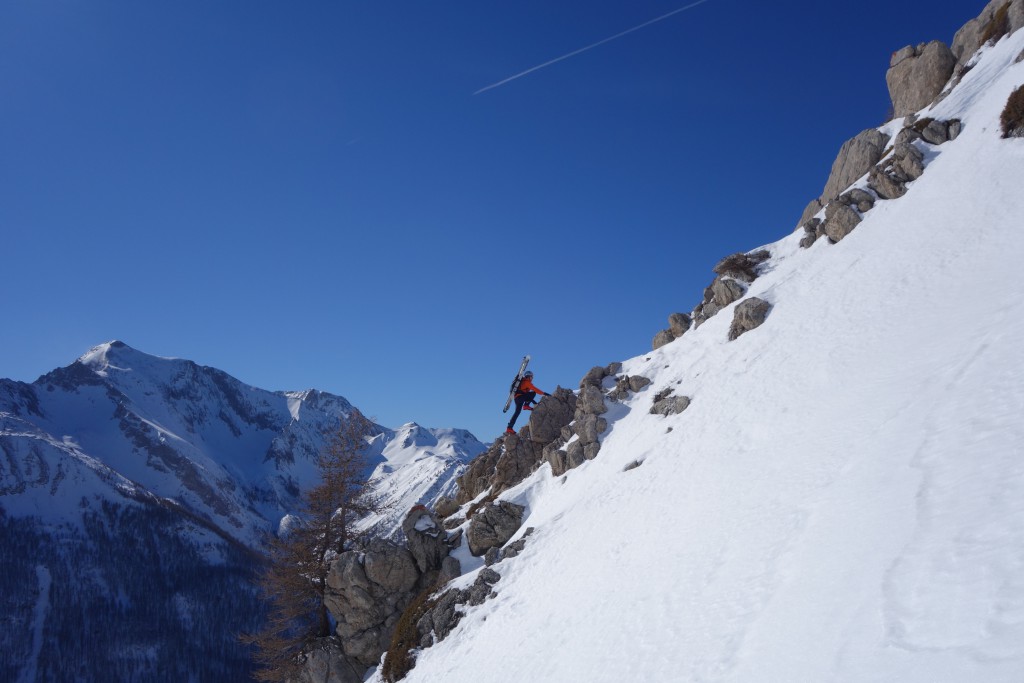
left=652, top=329, right=675, bottom=350
left=466, top=501, right=525, bottom=556
left=868, top=143, right=925, bottom=200
left=580, top=365, right=609, bottom=388
left=577, top=384, right=607, bottom=416
left=886, top=41, right=957, bottom=118
left=296, top=638, right=365, bottom=683
left=437, top=556, right=462, bottom=586
left=401, top=507, right=449, bottom=576
left=800, top=218, right=823, bottom=249
left=574, top=414, right=608, bottom=445
left=822, top=201, right=862, bottom=243
left=521, top=387, right=576, bottom=445
left=324, top=540, right=421, bottom=667
left=952, top=0, right=1024, bottom=63
left=711, top=277, right=747, bottom=308
left=434, top=496, right=459, bottom=520
left=650, top=395, right=691, bottom=417
left=728, top=297, right=772, bottom=341
left=839, top=188, right=875, bottom=213
left=668, top=312, right=692, bottom=338
left=821, top=129, right=891, bottom=201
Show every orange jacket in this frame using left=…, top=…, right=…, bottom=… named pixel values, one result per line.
left=517, top=377, right=546, bottom=396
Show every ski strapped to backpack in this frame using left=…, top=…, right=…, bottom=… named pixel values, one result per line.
left=502, top=355, right=531, bottom=413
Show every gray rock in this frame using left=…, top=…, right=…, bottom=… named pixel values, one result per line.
left=711, top=277, right=747, bottom=307
left=868, top=143, right=925, bottom=200
left=522, top=387, right=576, bottom=445
left=565, top=439, right=586, bottom=470
left=886, top=41, right=957, bottom=118
left=728, top=297, right=772, bottom=341
left=455, top=388, right=575, bottom=502
left=402, top=507, right=449, bottom=575
left=577, top=384, right=607, bottom=415
left=798, top=197, right=824, bottom=227
left=484, top=547, right=502, bottom=566
left=650, top=395, right=691, bottom=417
left=628, top=375, right=652, bottom=392
left=840, top=188, right=875, bottom=213
left=652, top=329, right=675, bottom=350
left=800, top=218, right=823, bottom=249
left=296, top=638, right=365, bottom=683
left=580, top=366, right=608, bottom=388
left=920, top=118, right=952, bottom=144
left=466, top=501, right=525, bottom=556
left=953, top=0, right=1024, bottom=63
left=324, top=540, right=421, bottom=667
left=575, top=414, right=608, bottom=445
left=434, top=496, right=460, bottom=520
left=417, top=587, right=467, bottom=646
left=583, top=443, right=602, bottom=460
left=668, top=312, right=692, bottom=338
left=821, top=128, right=891, bottom=201
left=822, top=201, right=862, bottom=243
left=605, top=362, right=623, bottom=376
left=438, top=556, right=462, bottom=586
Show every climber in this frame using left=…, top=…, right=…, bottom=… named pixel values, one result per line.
left=506, top=370, right=550, bottom=434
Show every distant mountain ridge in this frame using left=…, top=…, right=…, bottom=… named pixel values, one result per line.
left=0, top=340, right=485, bottom=681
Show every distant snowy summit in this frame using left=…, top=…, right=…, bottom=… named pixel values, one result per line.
left=0, top=340, right=486, bottom=544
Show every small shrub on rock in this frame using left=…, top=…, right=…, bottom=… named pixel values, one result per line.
left=381, top=586, right=438, bottom=683
left=1001, top=85, right=1024, bottom=138
left=981, top=2, right=1011, bottom=45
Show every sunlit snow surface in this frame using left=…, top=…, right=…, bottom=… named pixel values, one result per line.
left=376, top=33, right=1024, bottom=683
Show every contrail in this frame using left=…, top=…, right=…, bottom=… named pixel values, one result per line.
left=474, top=0, right=714, bottom=95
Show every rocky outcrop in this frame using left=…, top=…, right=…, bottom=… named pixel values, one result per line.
left=402, top=507, right=449, bottom=579
left=953, top=0, right=1024, bottom=63
left=868, top=142, right=925, bottom=199
left=415, top=567, right=503, bottom=650
left=652, top=313, right=693, bottom=349
left=324, top=539, right=422, bottom=668
left=295, top=638, right=364, bottom=683
left=822, top=199, right=863, bottom=243
left=692, top=251, right=771, bottom=328
left=887, top=41, right=958, bottom=118
left=453, top=388, right=577, bottom=505
left=320, top=506, right=459, bottom=680
left=728, top=297, right=772, bottom=341
left=821, top=129, right=891, bottom=204
left=650, top=388, right=691, bottom=417
left=466, top=501, right=525, bottom=556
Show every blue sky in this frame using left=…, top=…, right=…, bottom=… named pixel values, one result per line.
left=1, top=0, right=979, bottom=441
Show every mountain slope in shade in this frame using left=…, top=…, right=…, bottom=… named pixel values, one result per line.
left=0, top=341, right=485, bottom=681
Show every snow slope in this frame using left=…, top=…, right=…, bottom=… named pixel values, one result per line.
left=384, top=29, right=1024, bottom=683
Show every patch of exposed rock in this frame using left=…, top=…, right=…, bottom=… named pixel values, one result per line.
left=691, top=251, right=771, bottom=329
left=887, top=41, right=958, bottom=118
left=650, top=388, right=691, bottom=417
left=295, top=638, right=364, bottom=683
left=953, top=0, right=1024, bottom=64
left=728, top=297, right=772, bottom=341
left=453, top=387, right=576, bottom=505
left=319, top=507, right=458, bottom=680
left=466, top=501, right=525, bottom=556
left=652, top=313, right=692, bottom=350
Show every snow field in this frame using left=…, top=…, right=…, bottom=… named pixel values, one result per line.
left=384, top=29, right=1024, bottom=683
